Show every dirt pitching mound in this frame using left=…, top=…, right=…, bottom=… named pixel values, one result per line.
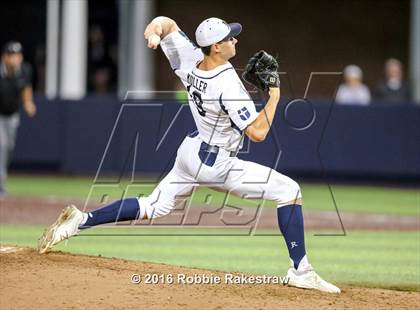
left=0, top=247, right=418, bottom=309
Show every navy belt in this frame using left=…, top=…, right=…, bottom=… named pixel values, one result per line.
left=199, top=141, right=238, bottom=167
left=188, top=131, right=238, bottom=167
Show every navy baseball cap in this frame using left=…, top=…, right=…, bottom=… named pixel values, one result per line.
left=225, top=22, right=242, bottom=39
left=2, top=41, right=23, bottom=54
left=195, top=18, right=242, bottom=47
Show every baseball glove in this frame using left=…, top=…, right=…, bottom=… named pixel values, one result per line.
left=242, top=50, right=280, bottom=91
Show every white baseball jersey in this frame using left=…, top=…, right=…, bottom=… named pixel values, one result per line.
left=138, top=29, right=301, bottom=220
left=160, top=31, right=258, bottom=151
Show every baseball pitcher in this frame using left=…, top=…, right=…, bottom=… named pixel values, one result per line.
left=38, top=16, right=340, bottom=293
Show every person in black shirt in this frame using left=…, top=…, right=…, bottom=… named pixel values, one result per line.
left=374, top=58, right=411, bottom=103
left=0, top=41, right=36, bottom=196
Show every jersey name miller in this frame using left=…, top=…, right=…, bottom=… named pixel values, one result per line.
left=160, top=31, right=259, bottom=151
left=186, top=73, right=208, bottom=93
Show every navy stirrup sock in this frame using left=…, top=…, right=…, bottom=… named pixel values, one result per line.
left=80, top=198, right=140, bottom=228
left=277, top=204, right=306, bottom=269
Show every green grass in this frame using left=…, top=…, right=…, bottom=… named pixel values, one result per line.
left=7, top=174, right=94, bottom=198
left=1, top=225, right=419, bottom=290
left=6, top=174, right=420, bottom=215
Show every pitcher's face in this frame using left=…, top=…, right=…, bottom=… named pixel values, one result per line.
left=214, top=37, right=238, bottom=60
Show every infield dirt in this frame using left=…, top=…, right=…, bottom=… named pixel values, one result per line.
left=0, top=247, right=419, bottom=310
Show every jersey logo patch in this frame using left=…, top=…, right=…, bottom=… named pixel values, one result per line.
left=237, top=107, right=251, bottom=121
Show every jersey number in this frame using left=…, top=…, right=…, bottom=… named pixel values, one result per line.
left=187, top=85, right=206, bottom=117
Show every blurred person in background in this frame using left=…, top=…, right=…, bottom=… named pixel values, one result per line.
left=374, top=58, right=411, bottom=103
left=0, top=41, right=36, bottom=196
left=335, top=65, right=371, bottom=105
left=88, top=25, right=117, bottom=94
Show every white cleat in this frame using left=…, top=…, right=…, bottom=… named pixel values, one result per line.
left=287, top=267, right=341, bottom=293
left=38, top=205, right=84, bottom=254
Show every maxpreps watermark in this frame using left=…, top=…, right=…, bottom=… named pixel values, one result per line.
left=131, top=273, right=289, bottom=285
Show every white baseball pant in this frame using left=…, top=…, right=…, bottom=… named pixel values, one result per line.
left=138, top=134, right=302, bottom=219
